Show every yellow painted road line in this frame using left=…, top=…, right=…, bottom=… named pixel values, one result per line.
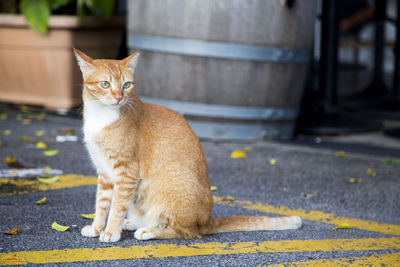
left=269, top=251, right=400, bottom=267
left=1, top=175, right=400, bottom=236
left=1, top=237, right=399, bottom=265
left=0, top=174, right=97, bottom=196
left=214, top=197, right=400, bottom=236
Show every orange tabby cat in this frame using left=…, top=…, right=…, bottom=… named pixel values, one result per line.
left=73, top=48, right=302, bottom=242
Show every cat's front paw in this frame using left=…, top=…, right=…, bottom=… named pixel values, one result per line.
left=81, top=225, right=100, bottom=237
left=99, top=231, right=121, bottom=242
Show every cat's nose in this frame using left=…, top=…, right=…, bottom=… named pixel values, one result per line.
left=115, top=96, right=122, bottom=103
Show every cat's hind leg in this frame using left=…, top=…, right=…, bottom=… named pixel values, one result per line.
left=122, top=203, right=146, bottom=231
left=134, top=226, right=180, bottom=240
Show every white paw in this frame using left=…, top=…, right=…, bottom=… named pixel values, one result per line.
left=122, top=219, right=138, bottom=231
left=81, top=225, right=99, bottom=237
left=134, top=227, right=155, bottom=240
left=99, top=231, right=121, bottom=242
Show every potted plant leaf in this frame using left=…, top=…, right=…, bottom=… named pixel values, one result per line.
left=0, top=0, right=125, bottom=111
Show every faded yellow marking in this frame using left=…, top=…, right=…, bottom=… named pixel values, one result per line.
left=0, top=174, right=97, bottom=196
left=1, top=238, right=399, bottom=265
left=214, top=196, right=400, bottom=236
left=270, top=251, right=400, bottom=266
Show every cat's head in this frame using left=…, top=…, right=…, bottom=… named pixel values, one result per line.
left=73, top=48, right=139, bottom=107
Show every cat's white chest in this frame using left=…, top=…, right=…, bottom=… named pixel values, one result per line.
left=83, top=100, right=120, bottom=181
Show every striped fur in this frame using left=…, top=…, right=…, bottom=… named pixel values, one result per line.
left=74, top=49, right=302, bottom=242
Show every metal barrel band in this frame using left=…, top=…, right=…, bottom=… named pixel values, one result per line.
left=129, top=33, right=311, bottom=63
left=140, top=97, right=298, bottom=121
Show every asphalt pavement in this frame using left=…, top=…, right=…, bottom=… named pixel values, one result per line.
left=0, top=105, right=399, bottom=266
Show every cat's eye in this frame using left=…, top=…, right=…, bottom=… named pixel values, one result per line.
left=100, top=81, right=110, bottom=89
left=123, top=81, right=133, bottom=89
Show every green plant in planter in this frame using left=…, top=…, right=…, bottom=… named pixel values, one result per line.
left=19, top=0, right=116, bottom=34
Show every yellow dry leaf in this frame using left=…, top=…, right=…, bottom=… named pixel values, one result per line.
left=36, top=142, right=47, bottom=149
left=37, top=176, right=59, bottom=184
left=9, top=170, right=17, bottom=175
left=269, top=159, right=276, bottom=165
left=230, top=150, right=246, bottom=159
left=3, top=226, right=19, bottom=235
left=220, top=196, right=235, bottom=201
left=243, top=146, right=252, bottom=152
left=20, top=136, right=32, bottom=142
left=367, top=168, right=376, bottom=176
left=21, top=119, right=31, bottom=125
left=44, top=149, right=59, bottom=156
left=35, top=130, right=45, bottom=136
left=210, top=186, right=219, bottom=191
left=35, top=197, right=47, bottom=205
left=0, top=113, right=8, bottom=120
left=51, top=221, right=69, bottom=232
left=4, top=157, right=17, bottom=163
left=348, top=178, right=364, bottom=183
left=3, top=129, right=11, bottom=135
left=332, top=223, right=352, bottom=230
left=335, top=151, right=346, bottom=157
left=43, top=166, right=51, bottom=173
left=80, top=213, right=95, bottom=220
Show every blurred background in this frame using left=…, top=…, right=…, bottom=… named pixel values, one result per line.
left=0, top=0, right=399, bottom=142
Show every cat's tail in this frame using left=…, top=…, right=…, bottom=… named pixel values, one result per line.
left=204, top=215, right=302, bottom=234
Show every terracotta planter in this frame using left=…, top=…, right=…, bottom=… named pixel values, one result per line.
left=0, top=15, right=125, bottom=111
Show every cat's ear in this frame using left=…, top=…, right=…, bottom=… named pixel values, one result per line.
left=73, top=48, right=95, bottom=75
left=122, top=52, right=140, bottom=73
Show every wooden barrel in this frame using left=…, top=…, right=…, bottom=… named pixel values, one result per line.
left=127, top=0, right=317, bottom=140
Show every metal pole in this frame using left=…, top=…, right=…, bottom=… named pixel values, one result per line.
left=393, top=0, right=400, bottom=101
left=320, top=0, right=340, bottom=112
left=372, top=0, right=386, bottom=92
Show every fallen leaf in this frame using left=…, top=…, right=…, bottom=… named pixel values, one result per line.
left=382, top=158, right=400, bottom=165
left=21, top=119, right=31, bottom=125
left=230, top=150, right=246, bottom=159
left=243, top=146, right=252, bottom=152
left=368, top=162, right=376, bottom=168
left=37, top=176, right=59, bottom=184
left=59, top=128, right=76, bottom=136
left=9, top=170, right=17, bottom=175
left=335, top=151, right=346, bottom=157
left=20, top=136, right=32, bottom=142
left=43, top=166, right=51, bottom=173
left=43, top=149, right=59, bottom=157
left=3, top=227, right=19, bottom=235
left=269, top=159, right=276, bottom=165
left=366, top=168, right=376, bottom=176
left=35, top=197, right=47, bottom=205
left=332, top=223, right=352, bottom=230
left=220, top=196, right=235, bottom=201
left=210, top=186, right=219, bottom=191
left=7, top=159, right=30, bottom=169
left=36, top=142, right=47, bottom=149
left=30, top=112, right=46, bottom=121
left=51, top=221, right=69, bottom=232
left=0, top=140, right=3, bottom=146
left=2, top=256, right=27, bottom=265
left=0, top=113, right=8, bottom=120
left=80, top=213, right=95, bottom=220
left=348, top=178, right=364, bottom=183
left=4, top=157, right=16, bottom=163
left=20, top=105, right=30, bottom=113
left=3, top=129, right=11, bottom=135
left=283, top=187, right=289, bottom=192
left=35, top=130, right=45, bottom=136
left=301, top=192, right=314, bottom=199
